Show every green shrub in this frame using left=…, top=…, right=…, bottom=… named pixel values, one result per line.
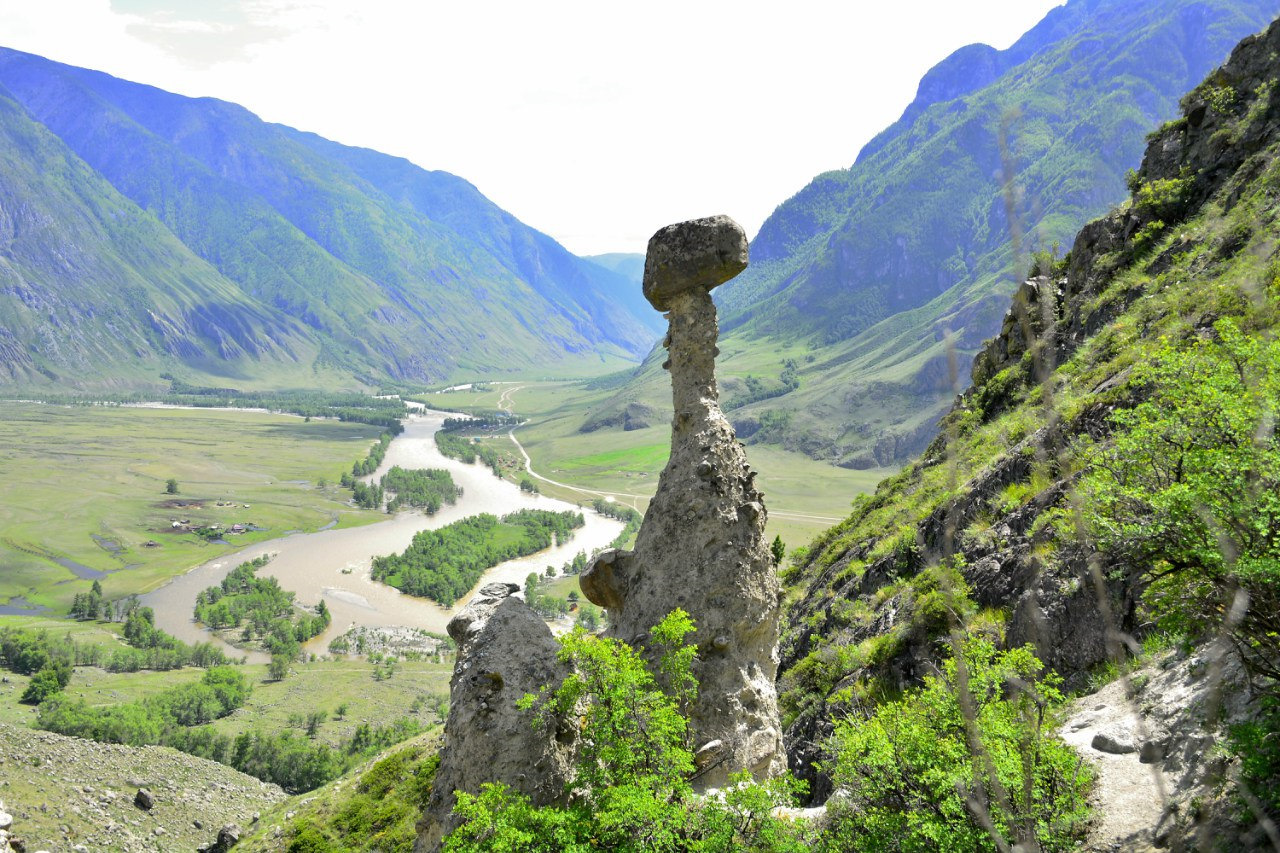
left=824, top=640, right=1091, bottom=852
left=20, top=661, right=70, bottom=705
left=1228, top=698, right=1280, bottom=819
left=1078, top=320, right=1280, bottom=683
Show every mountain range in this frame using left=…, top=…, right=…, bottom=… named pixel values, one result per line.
left=0, top=48, right=662, bottom=390
left=583, top=0, right=1280, bottom=469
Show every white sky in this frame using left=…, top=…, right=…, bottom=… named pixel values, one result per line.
left=0, top=0, right=1065, bottom=255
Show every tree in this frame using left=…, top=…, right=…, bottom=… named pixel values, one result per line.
left=268, top=654, right=291, bottom=682
left=306, top=710, right=327, bottom=738
left=166, top=478, right=179, bottom=495
left=770, top=535, right=786, bottom=567
left=21, top=661, right=71, bottom=705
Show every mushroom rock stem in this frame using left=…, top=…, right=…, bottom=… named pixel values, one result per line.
left=666, top=288, right=722, bottom=427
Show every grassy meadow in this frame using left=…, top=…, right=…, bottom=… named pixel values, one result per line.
left=0, top=402, right=386, bottom=611
left=0, top=649, right=452, bottom=746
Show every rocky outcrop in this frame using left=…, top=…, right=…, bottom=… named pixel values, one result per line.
left=198, top=824, right=241, bottom=853
left=415, top=583, right=573, bottom=852
left=581, top=216, right=786, bottom=788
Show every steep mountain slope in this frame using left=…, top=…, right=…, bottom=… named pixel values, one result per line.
left=587, top=0, right=1280, bottom=469
left=0, top=48, right=661, bottom=389
left=0, top=83, right=318, bottom=388
left=778, top=17, right=1280, bottom=829
left=584, top=253, right=644, bottom=286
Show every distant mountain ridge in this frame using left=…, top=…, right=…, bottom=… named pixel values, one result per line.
left=0, top=48, right=662, bottom=390
left=696, top=0, right=1280, bottom=468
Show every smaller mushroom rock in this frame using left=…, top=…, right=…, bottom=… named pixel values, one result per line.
left=580, top=548, right=633, bottom=612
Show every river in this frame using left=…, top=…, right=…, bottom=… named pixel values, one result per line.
left=141, top=409, right=621, bottom=663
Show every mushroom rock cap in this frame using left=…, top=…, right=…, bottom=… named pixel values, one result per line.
left=642, top=215, right=749, bottom=311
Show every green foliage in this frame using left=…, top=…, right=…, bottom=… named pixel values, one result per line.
left=523, top=573, right=572, bottom=620
left=278, top=744, right=440, bottom=853
left=20, top=661, right=71, bottom=704
left=724, top=361, right=801, bottom=411
left=371, top=510, right=584, bottom=606
left=3, top=609, right=229, bottom=675
left=165, top=477, right=179, bottom=495
left=435, top=432, right=509, bottom=475
left=575, top=603, right=601, bottom=630
left=525, top=610, right=697, bottom=795
left=1228, top=698, right=1280, bottom=819
left=1078, top=321, right=1280, bottom=682
left=825, top=640, right=1091, bottom=851
left=35, top=665, right=424, bottom=794
left=37, top=666, right=250, bottom=744
left=378, top=466, right=461, bottom=513
left=592, top=497, right=643, bottom=548
left=1133, top=173, right=1193, bottom=221
left=446, top=612, right=812, bottom=852
left=195, top=555, right=329, bottom=657
left=269, top=654, right=292, bottom=682
left=771, top=535, right=786, bottom=567
left=351, top=432, right=394, bottom=478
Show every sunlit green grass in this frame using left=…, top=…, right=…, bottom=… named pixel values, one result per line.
left=0, top=402, right=386, bottom=611
left=0, top=655, right=453, bottom=750
left=558, top=443, right=670, bottom=475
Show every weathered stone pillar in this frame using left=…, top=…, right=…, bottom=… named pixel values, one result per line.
left=581, top=215, right=786, bottom=788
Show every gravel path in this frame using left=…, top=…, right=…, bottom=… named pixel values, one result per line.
left=1063, top=678, right=1169, bottom=851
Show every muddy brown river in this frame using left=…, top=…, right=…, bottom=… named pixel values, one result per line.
left=142, top=409, right=621, bottom=663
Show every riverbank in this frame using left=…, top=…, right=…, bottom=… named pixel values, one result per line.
left=142, top=409, right=622, bottom=663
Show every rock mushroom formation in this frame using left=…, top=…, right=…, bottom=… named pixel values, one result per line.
left=415, top=583, right=573, bottom=852
left=581, top=215, right=786, bottom=788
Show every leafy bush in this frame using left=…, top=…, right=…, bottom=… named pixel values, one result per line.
left=1078, top=320, right=1280, bottom=683
left=20, top=661, right=71, bottom=704
left=824, top=640, right=1091, bottom=851
left=1228, top=697, right=1280, bottom=819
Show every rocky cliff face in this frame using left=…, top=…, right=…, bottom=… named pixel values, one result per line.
left=778, top=13, right=1280, bottom=804
left=582, top=216, right=786, bottom=788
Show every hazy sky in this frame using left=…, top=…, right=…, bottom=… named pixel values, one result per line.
left=0, top=0, right=1065, bottom=255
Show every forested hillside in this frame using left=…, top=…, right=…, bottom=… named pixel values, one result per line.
left=0, top=48, right=662, bottom=391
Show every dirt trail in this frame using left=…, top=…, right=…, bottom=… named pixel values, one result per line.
left=1063, top=678, right=1169, bottom=851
